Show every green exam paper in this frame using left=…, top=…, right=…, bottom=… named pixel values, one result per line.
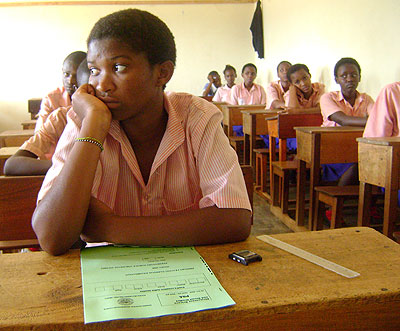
left=80, top=246, right=235, bottom=324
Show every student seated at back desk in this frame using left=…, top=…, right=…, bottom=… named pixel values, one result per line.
left=212, top=65, right=237, bottom=103
left=266, top=60, right=291, bottom=109
left=202, top=70, right=222, bottom=98
left=284, top=63, right=325, bottom=110
left=230, top=63, right=266, bottom=106
left=35, top=51, right=87, bottom=132
left=320, top=57, right=374, bottom=186
left=32, top=9, right=252, bottom=256
left=4, top=59, right=90, bottom=176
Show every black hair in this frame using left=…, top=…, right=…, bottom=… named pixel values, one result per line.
left=208, top=70, right=219, bottom=77
left=242, top=63, right=257, bottom=74
left=277, top=60, right=291, bottom=73
left=287, top=64, right=310, bottom=83
left=63, top=51, right=86, bottom=67
left=87, top=9, right=176, bottom=66
left=334, top=57, right=361, bottom=77
left=76, top=59, right=90, bottom=87
left=223, top=65, right=237, bottom=75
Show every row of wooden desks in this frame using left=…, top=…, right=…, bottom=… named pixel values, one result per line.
left=1, top=227, right=399, bottom=330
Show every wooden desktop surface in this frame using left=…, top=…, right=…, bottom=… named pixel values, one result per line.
left=0, top=129, right=34, bottom=148
left=357, top=137, right=400, bottom=239
left=221, top=104, right=265, bottom=136
left=1, top=227, right=400, bottom=330
left=295, top=126, right=364, bottom=230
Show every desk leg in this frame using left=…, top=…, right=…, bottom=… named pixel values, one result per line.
left=310, top=135, right=321, bottom=231
left=358, top=181, right=372, bottom=227
left=250, top=115, right=257, bottom=170
left=279, top=139, right=287, bottom=161
left=296, top=159, right=306, bottom=227
left=269, top=135, right=278, bottom=198
left=244, top=133, right=250, bottom=166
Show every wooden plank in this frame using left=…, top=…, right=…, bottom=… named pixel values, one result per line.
left=1, top=228, right=400, bottom=330
left=0, top=129, right=34, bottom=148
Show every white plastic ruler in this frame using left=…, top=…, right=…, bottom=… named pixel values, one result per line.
left=256, top=235, right=360, bottom=278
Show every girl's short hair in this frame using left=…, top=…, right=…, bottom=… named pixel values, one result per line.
left=87, top=9, right=176, bottom=66
left=223, top=65, right=237, bottom=75
left=287, top=64, right=310, bottom=83
left=334, top=57, right=361, bottom=77
left=242, top=63, right=257, bottom=74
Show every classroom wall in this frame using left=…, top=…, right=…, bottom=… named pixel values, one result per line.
left=0, top=2, right=258, bottom=132
left=258, top=0, right=400, bottom=101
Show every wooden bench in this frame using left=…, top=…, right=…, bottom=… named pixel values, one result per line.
left=254, top=148, right=268, bottom=193
left=314, top=185, right=383, bottom=230
left=271, top=160, right=297, bottom=214
left=0, top=175, right=44, bottom=250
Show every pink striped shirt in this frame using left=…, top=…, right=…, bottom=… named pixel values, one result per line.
left=284, top=82, right=325, bottom=108
left=229, top=83, right=266, bottom=105
left=21, top=106, right=69, bottom=159
left=37, top=92, right=251, bottom=217
left=266, top=80, right=285, bottom=109
left=320, top=91, right=374, bottom=127
left=35, top=86, right=71, bottom=132
left=364, top=82, right=400, bottom=137
left=213, top=85, right=233, bottom=103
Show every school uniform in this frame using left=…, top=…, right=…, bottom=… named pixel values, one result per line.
left=284, top=83, right=325, bottom=108
left=230, top=83, right=266, bottom=105
left=320, top=91, right=374, bottom=127
left=364, top=82, right=400, bottom=137
left=266, top=80, right=286, bottom=109
left=38, top=92, right=252, bottom=217
left=202, top=83, right=218, bottom=97
left=35, top=87, right=71, bottom=132
left=21, top=106, right=69, bottom=160
left=213, top=85, right=233, bottom=103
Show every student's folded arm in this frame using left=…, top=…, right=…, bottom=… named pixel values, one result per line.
left=270, top=99, right=285, bottom=109
left=329, top=111, right=367, bottom=127
left=32, top=86, right=112, bottom=256
left=202, top=82, right=212, bottom=97
left=82, top=199, right=251, bottom=246
left=286, top=85, right=300, bottom=108
left=3, top=150, right=52, bottom=176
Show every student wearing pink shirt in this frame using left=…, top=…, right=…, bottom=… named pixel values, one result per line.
left=364, top=82, right=400, bottom=137
left=4, top=59, right=90, bottom=176
left=230, top=63, right=266, bottom=105
left=321, top=58, right=374, bottom=127
left=32, top=9, right=251, bottom=255
left=266, top=61, right=291, bottom=109
left=35, top=51, right=87, bottom=132
left=213, top=65, right=237, bottom=103
left=285, top=64, right=325, bottom=109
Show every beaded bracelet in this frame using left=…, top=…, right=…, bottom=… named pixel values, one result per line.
left=75, top=137, right=104, bottom=152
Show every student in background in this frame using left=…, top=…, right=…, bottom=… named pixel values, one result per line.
left=266, top=61, right=291, bottom=109
left=321, top=58, right=374, bottom=127
left=202, top=71, right=222, bottom=97
left=320, top=58, right=374, bottom=186
left=230, top=63, right=266, bottom=105
left=32, top=9, right=251, bottom=256
left=285, top=64, right=325, bottom=109
left=213, top=65, right=237, bottom=103
left=364, top=82, right=400, bottom=137
left=4, top=59, right=90, bottom=176
left=35, top=51, right=86, bottom=132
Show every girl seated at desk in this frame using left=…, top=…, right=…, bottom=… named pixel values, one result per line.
left=4, top=59, right=90, bottom=176
left=213, top=65, right=237, bottom=103
left=266, top=61, right=291, bottom=109
left=32, top=9, right=252, bottom=256
left=284, top=63, right=325, bottom=110
left=229, top=63, right=266, bottom=106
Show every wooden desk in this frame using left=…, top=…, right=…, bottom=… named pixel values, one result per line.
left=241, top=109, right=276, bottom=167
left=21, top=119, right=37, bottom=130
left=266, top=111, right=322, bottom=228
left=221, top=104, right=265, bottom=137
left=28, top=98, right=42, bottom=120
left=357, top=137, right=400, bottom=239
left=0, top=146, right=19, bottom=175
left=295, top=126, right=364, bottom=230
left=212, top=101, right=227, bottom=112
left=1, top=227, right=400, bottom=330
left=0, top=129, right=34, bottom=148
